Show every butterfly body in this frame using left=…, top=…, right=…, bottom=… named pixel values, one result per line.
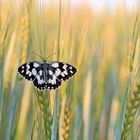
left=18, top=61, right=77, bottom=90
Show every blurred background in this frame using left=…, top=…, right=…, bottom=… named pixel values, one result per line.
left=0, top=0, right=140, bottom=140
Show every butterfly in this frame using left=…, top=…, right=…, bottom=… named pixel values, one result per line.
left=18, top=61, right=77, bottom=90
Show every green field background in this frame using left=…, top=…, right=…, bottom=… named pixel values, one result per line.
left=0, top=1, right=140, bottom=140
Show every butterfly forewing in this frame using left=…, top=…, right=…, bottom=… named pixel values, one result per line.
left=18, top=62, right=41, bottom=81
left=18, top=61, right=77, bottom=90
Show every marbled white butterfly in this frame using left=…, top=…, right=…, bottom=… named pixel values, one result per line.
left=18, top=61, right=77, bottom=90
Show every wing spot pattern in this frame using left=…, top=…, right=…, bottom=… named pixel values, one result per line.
left=55, top=69, right=61, bottom=76
left=26, top=71, right=30, bottom=74
left=22, top=66, right=25, bottom=69
left=69, top=66, right=73, bottom=70
left=32, top=68, right=37, bottom=75
left=21, top=70, right=24, bottom=73
left=39, top=70, right=43, bottom=76
left=63, top=71, right=68, bottom=75
left=70, top=70, right=73, bottom=74
left=52, top=63, right=59, bottom=68
left=61, top=73, right=65, bottom=77
left=33, top=63, right=39, bottom=67
left=26, top=64, right=30, bottom=69
left=29, top=72, right=32, bottom=77
left=49, top=70, right=53, bottom=75
left=63, top=64, right=67, bottom=70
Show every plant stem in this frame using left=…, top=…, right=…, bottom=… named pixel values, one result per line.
left=51, top=0, right=61, bottom=140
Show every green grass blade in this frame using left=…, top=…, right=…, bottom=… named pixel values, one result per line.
left=51, top=0, right=61, bottom=140
left=114, top=74, right=131, bottom=140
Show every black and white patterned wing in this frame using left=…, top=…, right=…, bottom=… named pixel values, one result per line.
left=18, top=62, right=41, bottom=80
left=18, top=62, right=47, bottom=90
left=18, top=61, right=77, bottom=91
left=46, top=62, right=77, bottom=90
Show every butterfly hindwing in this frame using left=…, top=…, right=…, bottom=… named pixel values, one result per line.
left=33, top=75, right=46, bottom=90
left=46, top=76, right=62, bottom=90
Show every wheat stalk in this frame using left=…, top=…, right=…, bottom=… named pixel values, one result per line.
left=60, top=103, right=72, bottom=140
left=31, top=92, right=41, bottom=140
left=34, top=90, right=52, bottom=140
left=20, top=9, right=30, bottom=65
left=121, top=78, right=140, bottom=140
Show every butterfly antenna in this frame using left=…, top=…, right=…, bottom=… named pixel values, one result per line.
left=32, top=52, right=45, bottom=60
left=45, top=53, right=56, bottom=60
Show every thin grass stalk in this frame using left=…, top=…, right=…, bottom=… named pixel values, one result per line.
left=129, top=14, right=139, bottom=72
left=6, top=39, right=22, bottom=138
left=0, top=11, right=7, bottom=128
left=0, top=25, right=11, bottom=135
left=31, top=92, right=40, bottom=140
left=114, top=74, right=132, bottom=140
left=83, top=71, right=92, bottom=140
left=15, top=82, right=31, bottom=140
left=20, top=4, right=30, bottom=65
left=51, top=0, right=61, bottom=140
left=56, top=0, right=61, bottom=60
left=31, top=115, right=39, bottom=140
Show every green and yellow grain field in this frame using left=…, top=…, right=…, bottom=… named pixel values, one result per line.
left=0, top=0, right=140, bottom=140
